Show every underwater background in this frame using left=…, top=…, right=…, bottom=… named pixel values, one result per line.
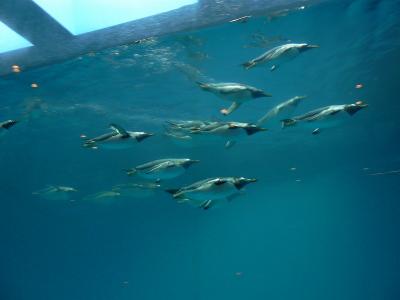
left=1, top=0, right=400, bottom=299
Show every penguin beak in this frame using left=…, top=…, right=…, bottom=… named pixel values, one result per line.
left=253, top=90, right=272, bottom=98
left=184, top=159, right=200, bottom=167
left=235, top=178, right=257, bottom=190
left=142, top=133, right=154, bottom=139
left=246, top=178, right=258, bottom=183
left=355, top=101, right=368, bottom=108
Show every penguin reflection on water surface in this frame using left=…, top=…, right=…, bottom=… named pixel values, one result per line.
left=166, top=177, right=257, bottom=210
left=82, top=123, right=153, bottom=149
left=196, top=82, right=272, bottom=115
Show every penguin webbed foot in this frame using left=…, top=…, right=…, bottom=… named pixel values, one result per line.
left=312, top=128, right=321, bottom=135
left=270, top=65, right=278, bottom=71
left=220, top=102, right=241, bottom=116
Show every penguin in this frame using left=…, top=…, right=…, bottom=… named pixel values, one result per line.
left=166, top=120, right=220, bottom=132
left=83, top=123, right=153, bottom=149
left=257, top=95, right=307, bottom=126
left=166, top=177, right=257, bottom=210
left=83, top=191, right=121, bottom=202
left=112, top=182, right=161, bottom=198
left=196, top=82, right=272, bottom=115
left=33, top=185, right=77, bottom=201
left=193, top=121, right=267, bottom=138
left=165, top=120, right=266, bottom=148
left=0, top=120, right=18, bottom=130
left=124, top=158, right=199, bottom=181
left=242, top=43, right=319, bottom=71
left=281, top=101, right=368, bottom=133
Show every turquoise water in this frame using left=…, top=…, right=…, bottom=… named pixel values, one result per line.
left=1, top=1, right=400, bottom=299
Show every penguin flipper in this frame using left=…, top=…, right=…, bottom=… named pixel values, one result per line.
left=145, top=162, right=170, bottom=174
left=270, top=65, right=278, bottom=71
left=225, top=140, right=237, bottom=149
left=221, top=102, right=241, bottom=115
left=165, top=189, right=180, bottom=196
left=109, top=123, right=129, bottom=137
left=199, top=199, right=214, bottom=210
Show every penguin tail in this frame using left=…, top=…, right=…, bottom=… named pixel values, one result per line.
left=165, top=120, right=180, bottom=129
left=123, top=169, right=137, bottom=176
left=281, top=118, right=297, bottom=128
left=165, top=189, right=179, bottom=196
left=195, top=81, right=208, bottom=89
left=241, top=61, right=255, bottom=70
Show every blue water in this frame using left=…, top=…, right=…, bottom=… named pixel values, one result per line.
left=1, top=1, right=400, bottom=299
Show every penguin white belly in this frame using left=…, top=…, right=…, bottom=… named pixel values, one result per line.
left=217, top=89, right=251, bottom=102
left=215, top=129, right=243, bottom=139
left=139, top=166, right=185, bottom=180
left=206, top=125, right=244, bottom=138
left=302, top=111, right=350, bottom=129
left=186, top=183, right=237, bottom=201
left=100, top=136, right=136, bottom=149
left=273, top=48, right=300, bottom=63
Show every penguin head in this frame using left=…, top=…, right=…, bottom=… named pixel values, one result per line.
left=136, top=132, right=154, bottom=142
left=299, top=44, right=320, bottom=52
left=1, top=119, right=18, bottom=130
left=244, top=125, right=268, bottom=136
left=251, top=90, right=272, bottom=98
left=234, top=177, right=257, bottom=190
left=345, top=101, right=368, bottom=116
left=182, top=159, right=200, bottom=169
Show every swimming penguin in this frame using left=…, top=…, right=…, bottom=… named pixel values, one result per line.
left=166, top=120, right=219, bottom=132
left=166, top=177, right=257, bottom=210
left=281, top=101, right=368, bottom=133
left=124, top=158, right=199, bottom=181
left=192, top=121, right=267, bottom=137
left=0, top=120, right=18, bottom=130
left=112, top=182, right=160, bottom=198
left=83, top=190, right=121, bottom=202
left=257, top=95, right=307, bottom=126
left=165, top=120, right=266, bottom=148
left=196, top=82, right=272, bottom=115
left=242, top=43, right=319, bottom=71
left=33, top=185, right=77, bottom=201
left=83, top=123, right=153, bottom=149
